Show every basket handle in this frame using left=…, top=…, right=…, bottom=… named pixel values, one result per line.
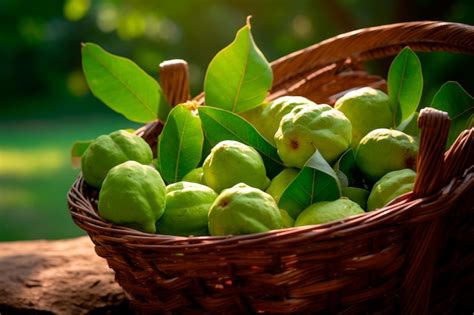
left=138, top=60, right=190, bottom=153
left=443, top=127, right=474, bottom=182
left=400, top=107, right=450, bottom=315
left=412, top=107, right=451, bottom=198
left=271, top=21, right=474, bottom=90
left=159, top=59, right=190, bottom=106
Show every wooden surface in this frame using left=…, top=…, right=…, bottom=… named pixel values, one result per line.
left=0, top=236, right=131, bottom=314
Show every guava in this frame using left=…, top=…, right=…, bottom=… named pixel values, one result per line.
left=367, top=168, right=416, bottom=211
left=279, top=208, right=295, bottom=228
left=241, top=96, right=317, bottom=145
left=156, top=181, right=217, bottom=236
left=341, top=187, right=370, bottom=210
left=208, top=183, right=282, bottom=236
left=98, top=161, right=166, bottom=233
left=240, top=102, right=265, bottom=131
left=182, top=167, right=204, bottom=184
left=202, top=140, right=270, bottom=192
left=294, top=198, right=365, bottom=227
left=334, top=87, right=393, bottom=147
left=265, top=168, right=299, bottom=203
left=274, top=104, right=352, bottom=168
left=355, top=128, right=418, bottom=182
left=82, top=130, right=153, bottom=188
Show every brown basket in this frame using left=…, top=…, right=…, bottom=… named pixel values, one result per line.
left=68, top=21, right=474, bottom=314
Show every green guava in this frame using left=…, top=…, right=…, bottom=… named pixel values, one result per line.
left=295, top=198, right=365, bottom=226
left=82, top=130, right=153, bottom=188
left=98, top=161, right=166, bottom=233
left=182, top=167, right=204, bottom=184
left=334, top=87, right=393, bottom=147
left=279, top=208, right=295, bottom=228
left=202, top=140, right=270, bottom=193
left=274, top=104, right=352, bottom=168
left=341, top=187, right=370, bottom=210
left=241, top=96, right=317, bottom=145
left=355, top=128, right=418, bottom=182
left=265, top=168, right=299, bottom=203
left=367, top=168, right=416, bottom=211
left=156, top=181, right=217, bottom=236
left=208, top=183, right=282, bottom=236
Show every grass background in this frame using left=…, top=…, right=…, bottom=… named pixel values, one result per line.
left=0, top=116, right=139, bottom=241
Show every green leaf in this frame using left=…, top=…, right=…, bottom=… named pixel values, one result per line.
left=397, top=112, right=419, bottom=138
left=158, top=104, right=203, bottom=183
left=430, top=81, right=474, bottom=148
left=71, top=140, right=92, bottom=168
left=204, top=18, right=272, bottom=113
left=279, top=151, right=341, bottom=219
left=387, top=47, right=423, bottom=126
left=200, top=136, right=213, bottom=166
left=333, top=149, right=361, bottom=188
left=198, top=106, right=283, bottom=177
left=82, top=42, right=170, bottom=123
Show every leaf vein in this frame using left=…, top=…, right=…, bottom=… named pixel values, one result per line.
left=174, top=112, right=189, bottom=182
left=90, top=52, right=156, bottom=117
left=202, top=111, right=281, bottom=163
left=231, top=37, right=250, bottom=112
left=452, top=107, right=474, bottom=120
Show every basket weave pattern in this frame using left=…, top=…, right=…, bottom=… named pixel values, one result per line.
left=68, top=21, right=474, bottom=314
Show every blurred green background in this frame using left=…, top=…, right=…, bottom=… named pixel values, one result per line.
left=1, top=0, right=472, bottom=241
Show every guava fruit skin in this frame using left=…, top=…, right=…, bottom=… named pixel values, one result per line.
left=182, top=167, right=204, bottom=184
left=355, top=128, right=418, bottom=183
left=208, top=183, right=282, bottom=236
left=203, top=140, right=270, bottom=193
left=367, top=168, right=416, bottom=211
left=334, top=87, right=393, bottom=147
left=266, top=168, right=299, bottom=203
left=295, top=198, right=365, bottom=226
left=156, top=181, right=217, bottom=236
left=98, top=161, right=166, bottom=234
left=279, top=208, right=295, bottom=228
left=275, top=104, right=352, bottom=168
left=241, top=96, right=318, bottom=144
left=82, top=130, right=153, bottom=188
left=341, top=186, right=370, bottom=210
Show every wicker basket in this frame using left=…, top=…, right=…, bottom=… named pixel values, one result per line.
left=68, top=21, right=474, bottom=314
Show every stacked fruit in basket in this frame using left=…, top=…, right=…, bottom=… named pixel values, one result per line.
left=73, top=19, right=473, bottom=237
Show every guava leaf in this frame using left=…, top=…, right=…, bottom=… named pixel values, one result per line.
left=397, top=112, right=420, bottom=138
left=334, top=169, right=349, bottom=188
left=430, top=81, right=474, bottom=148
left=333, top=149, right=361, bottom=188
left=82, top=42, right=170, bottom=123
left=200, top=136, right=213, bottom=166
left=198, top=106, right=283, bottom=177
left=158, top=104, right=203, bottom=183
left=204, top=18, right=272, bottom=113
left=387, top=47, right=423, bottom=126
left=71, top=140, right=92, bottom=168
left=279, top=150, right=341, bottom=219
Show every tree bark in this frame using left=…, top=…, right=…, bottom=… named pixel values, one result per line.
left=0, top=236, right=131, bottom=314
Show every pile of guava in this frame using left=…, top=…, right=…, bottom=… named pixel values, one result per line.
left=75, top=19, right=472, bottom=237
left=79, top=88, right=421, bottom=236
